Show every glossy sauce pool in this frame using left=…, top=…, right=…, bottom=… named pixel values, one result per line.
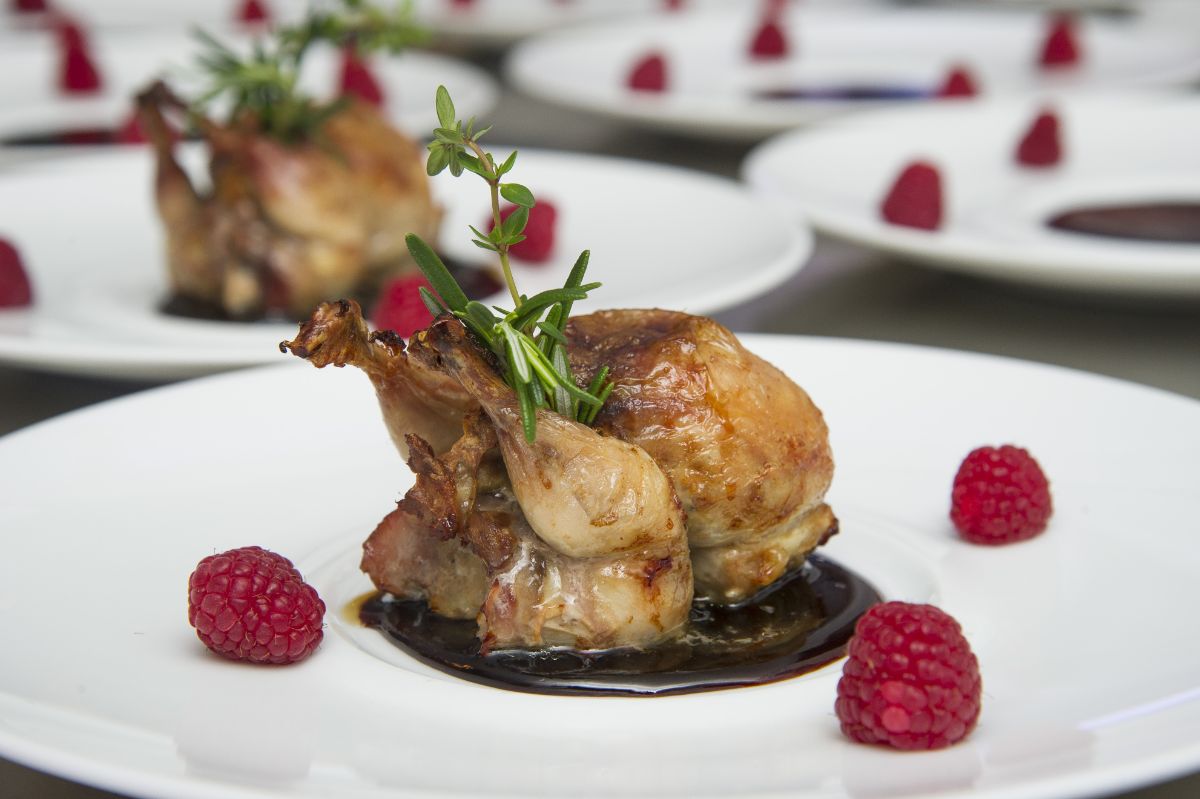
left=1046, top=202, right=1200, bottom=244
left=355, top=554, right=881, bottom=697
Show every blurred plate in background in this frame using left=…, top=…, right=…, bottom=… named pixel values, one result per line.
left=506, top=5, right=1200, bottom=140
left=0, top=29, right=498, bottom=146
left=410, top=0, right=883, bottom=50
left=742, top=93, right=1200, bottom=298
left=0, top=0, right=307, bottom=32
left=0, top=146, right=812, bottom=378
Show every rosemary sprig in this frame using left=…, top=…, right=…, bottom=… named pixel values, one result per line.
left=191, top=0, right=425, bottom=142
left=409, top=85, right=612, bottom=442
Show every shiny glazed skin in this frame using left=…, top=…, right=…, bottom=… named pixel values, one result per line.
left=567, top=309, right=837, bottom=602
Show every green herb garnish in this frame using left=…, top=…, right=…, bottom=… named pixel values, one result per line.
left=192, top=0, right=425, bottom=141
left=409, top=85, right=612, bottom=443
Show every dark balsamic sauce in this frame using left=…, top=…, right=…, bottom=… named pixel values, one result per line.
left=755, top=85, right=929, bottom=101
left=159, top=253, right=503, bottom=322
left=1046, top=202, right=1200, bottom=244
left=358, top=554, right=882, bottom=697
left=1, top=128, right=122, bottom=146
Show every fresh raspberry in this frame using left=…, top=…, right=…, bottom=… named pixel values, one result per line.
left=951, top=445, right=1052, bottom=544
left=0, top=239, right=34, bottom=307
left=340, top=46, right=385, bottom=107
left=56, top=20, right=102, bottom=94
left=1015, top=109, right=1062, bottom=168
left=628, top=52, right=667, bottom=92
left=880, top=161, right=942, bottom=231
left=489, top=200, right=558, bottom=263
left=748, top=17, right=788, bottom=60
left=13, top=0, right=49, bottom=13
left=836, top=602, right=982, bottom=750
left=371, top=274, right=436, bottom=338
left=1039, top=14, right=1082, bottom=69
left=115, top=109, right=147, bottom=144
left=188, top=546, right=325, bottom=665
left=237, top=0, right=271, bottom=24
left=936, top=65, right=977, bottom=99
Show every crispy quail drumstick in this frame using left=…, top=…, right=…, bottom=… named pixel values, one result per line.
left=280, top=299, right=475, bottom=458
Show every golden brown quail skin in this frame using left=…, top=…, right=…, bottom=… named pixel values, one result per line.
left=567, top=309, right=837, bottom=603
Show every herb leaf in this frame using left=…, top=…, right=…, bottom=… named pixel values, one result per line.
left=499, top=183, right=536, bottom=208
left=408, top=87, right=613, bottom=441
left=191, top=0, right=423, bottom=142
left=405, top=234, right=469, bottom=313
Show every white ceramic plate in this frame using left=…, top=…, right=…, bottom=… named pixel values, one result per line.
left=742, top=93, right=1200, bottom=298
left=410, top=0, right=659, bottom=50
left=1, top=338, right=1199, bottom=798
left=0, top=0, right=308, bottom=31
left=409, top=0, right=874, bottom=50
left=505, top=5, right=1200, bottom=140
left=0, top=29, right=498, bottom=144
left=0, top=146, right=810, bottom=379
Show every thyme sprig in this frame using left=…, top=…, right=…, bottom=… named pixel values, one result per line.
left=408, top=86, right=613, bottom=442
left=192, top=0, right=424, bottom=141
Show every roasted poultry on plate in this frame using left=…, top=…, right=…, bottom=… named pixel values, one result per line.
left=282, top=301, right=837, bottom=651
left=135, top=1, right=440, bottom=321
left=139, top=82, right=441, bottom=321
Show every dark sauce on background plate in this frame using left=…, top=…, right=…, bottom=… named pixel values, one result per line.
left=0, top=128, right=197, bottom=146
left=160, top=253, right=503, bottom=322
left=755, top=85, right=929, bottom=101
left=1046, top=202, right=1200, bottom=244
left=357, top=554, right=881, bottom=697
left=2, top=128, right=132, bottom=146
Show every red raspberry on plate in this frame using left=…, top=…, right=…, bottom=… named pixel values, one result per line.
left=115, top=109, right=148, bottom=144
left=489, top=200, right=558, bottom=263
left=371, top=274, right=435, bottom=338
left=936, top=65, right=977, bottom=99
left=237, top=0, right=271, bottom=24
left=748, top=17, right=788, bottom=60
left=628, top=52, right=667, bottom=92
left=188, top=546, right=325, bottom=665
left=951, top=444, right=1052, bottom=544
left=880, top=161, right=943, bottom=231
left=836, top=602, right=982, bottom=750
left=57, top=20, right=102, bottom=94
left=0, top=238, right=34, bottom=308
left=1015, top=109, right=1062, bottom=168
left=340, top=46, right=385, bottom=107
left=1039, top=14, right=1082, bottom=69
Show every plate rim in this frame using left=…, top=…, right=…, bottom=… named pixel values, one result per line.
left=0, top=146, right=812, bottom=379
left=504, top=6, right=1200, bottom=142
left=740, top=91, right=1200, bottom=296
